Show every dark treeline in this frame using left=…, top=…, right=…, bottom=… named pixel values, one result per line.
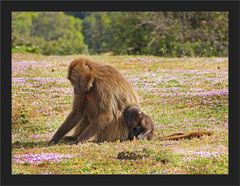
left=12, top=12, right=228, bottom=57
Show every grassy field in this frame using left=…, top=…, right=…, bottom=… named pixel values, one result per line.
left=12, top=53, right=228, bottom=174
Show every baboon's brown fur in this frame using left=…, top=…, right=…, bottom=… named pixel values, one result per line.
left=123, top=106, right=154, bottom=140
left=48, top=57, right=139, bottom=145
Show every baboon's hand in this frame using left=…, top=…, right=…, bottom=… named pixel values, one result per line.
left=47, top=140, right=57, bottom=146
left=69, top=140, right=81, bottom=145
left=137, top=133, right=145, bottom=140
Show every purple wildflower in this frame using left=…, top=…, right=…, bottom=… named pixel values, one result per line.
left=12, top=60, right=52, bottom=74
left=192, top=151, right=223, bottom=157
left=31, top=134, right=41, bottom=139
left=12, top=77, right=26, bottom=84
left=162, top=170, right=168, bottom=173
left=13, top=153, right=74, bottom=164
left=155, top=89, right=228, bottom=97
left=126, top=57, right=160, bottom=64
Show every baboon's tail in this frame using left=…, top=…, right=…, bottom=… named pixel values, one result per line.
left=158, top=131, right=213, bottom=141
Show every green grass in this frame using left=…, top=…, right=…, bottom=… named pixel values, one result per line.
left=12, top=53, right=228, bottom=174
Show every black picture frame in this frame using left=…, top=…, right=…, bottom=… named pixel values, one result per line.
left=1, top=0, right=239, bottom=186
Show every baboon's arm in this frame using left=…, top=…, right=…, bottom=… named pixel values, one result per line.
left=48, top=111, right=83, bottom=145
left=137, top=128, right=152, bottom=140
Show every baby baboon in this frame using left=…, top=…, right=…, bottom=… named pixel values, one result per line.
left=123, top=106, right=154, bottom=141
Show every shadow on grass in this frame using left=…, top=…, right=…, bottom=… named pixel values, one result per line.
left=12, top=137, right=77, bottom=148
left=12, top=141, right=48, bottom=148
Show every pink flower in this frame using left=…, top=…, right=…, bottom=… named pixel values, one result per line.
left=13, top=153, right=74, bottom=164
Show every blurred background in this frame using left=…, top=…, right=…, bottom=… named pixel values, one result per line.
left=12, top=12, right=228, bottom=57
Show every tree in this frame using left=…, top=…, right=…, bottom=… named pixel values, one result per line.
left=12, top=12, right=88, bottom=55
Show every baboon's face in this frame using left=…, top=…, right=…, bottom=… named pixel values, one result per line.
left=69, top=69, right=86, bottom=95
left=130, top=111, right=142, bottom=127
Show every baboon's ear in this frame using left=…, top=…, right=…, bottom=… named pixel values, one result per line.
left=138, top=111, right=142, bottom=118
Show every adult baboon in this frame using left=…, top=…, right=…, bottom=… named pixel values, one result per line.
left=48, top=57, right=139, bottom=145
left=123, top=106, right=154, bottom=141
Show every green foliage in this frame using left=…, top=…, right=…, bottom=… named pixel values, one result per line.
left=82, top=12, right=113, bottom=54
left=12, top=12, right=87, bottom=55
left=12, top=12, right=228, bottom=57
left=82, top=12, right=228, bottom=57
left=16, top=111, right=29, bottom=125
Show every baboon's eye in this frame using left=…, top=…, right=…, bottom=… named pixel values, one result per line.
left=133, top=127, right=138, bottom=132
